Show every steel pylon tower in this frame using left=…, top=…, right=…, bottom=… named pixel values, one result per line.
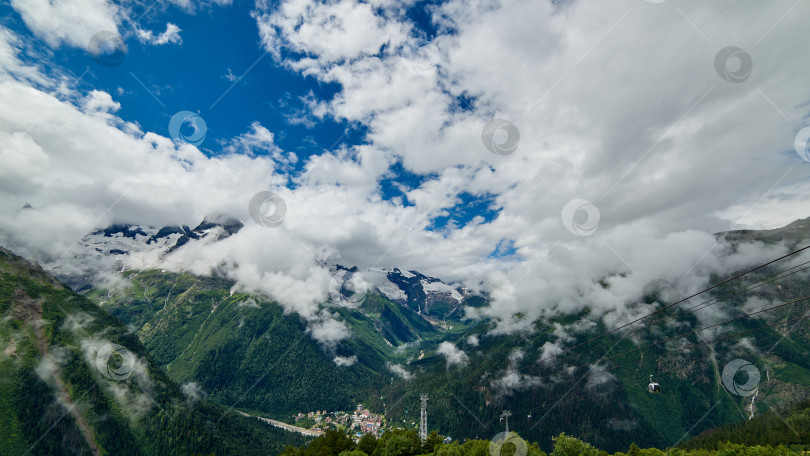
left=419, top=393, right=429, bottom=442
left=500, top=410, right=512, bottom=433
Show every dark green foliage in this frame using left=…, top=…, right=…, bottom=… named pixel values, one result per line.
left=0, top=246, right=307, bottom=455
left=681, top=399, right=810, bottom=450
left=422, top=431, right=444, bottom=453
left=78, top=218, right=810, bottom=453
left=280, top=431, right=804, bottom=456
left=373, top=429, right=422, bottom=456
left=357, top=433, right=379, bottom=455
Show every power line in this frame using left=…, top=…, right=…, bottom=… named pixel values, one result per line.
left=567, top=296, right=810, bottom=371
left=534, top=244, right=810, bottom=366
left=543, top=259, right=810, bottom=367
left=505, top=310, right=807, bottom=418
left=686, top=260, right=810, bottom=314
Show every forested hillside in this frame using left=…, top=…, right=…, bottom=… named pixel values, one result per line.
left=77, top=218, right=810, bottom=452
left=275, top=428, right=806, bottom=456
left=0, top=246, right=308, bottom=455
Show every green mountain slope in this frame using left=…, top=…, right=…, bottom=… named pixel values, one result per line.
left=682, top=398, right=810, bottom=450
left=78, top=217, right=810, bottom=452
left=85, top=270, right=396, bottom=417
left=0, top=246, right=308, bottom=455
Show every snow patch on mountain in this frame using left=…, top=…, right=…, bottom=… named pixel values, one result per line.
left=421, top=279, right=463, bottom=303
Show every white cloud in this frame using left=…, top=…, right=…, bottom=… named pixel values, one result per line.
left=10, top=0, right=120, bottom=50
left=386, top=362, right=413, bottom=380
left=437, top=341, right=468, bottom=367
left=168, top=0, right=233, bottom=11
left=490, top=368, right=543, bottom=398
left=585, top=364, right=617, bottom=390
left=181, top=382, right=207, bottom=403
left=307, top=311, right=352, bottom=346
left=223, top=121, right=295, bottom=167
left=255, top=0, right=410, bottom=63
left=2, top=0, right=810, bottom=351
left=136, top=23, right=182, bottom=46
left=333, top=355, right=357, bottom=366
left=237, top=298, right=261, bottom=309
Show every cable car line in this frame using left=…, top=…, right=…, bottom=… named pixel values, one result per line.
left=473, top=247, right=810, bottom=423
left=566, top=296, right=809, bottom=371
left=545, top=260, right=810, bottom=367
left=500, top=314, right=803, bottom=418
left=533, top=244, right=810, bottom=366
left=508, top=299, right=807, bottom=417
left=685, top=260, right=810, bottom=315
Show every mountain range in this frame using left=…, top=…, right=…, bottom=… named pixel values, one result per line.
left=0, top=245, right=308, bottom=455
left=3, top=216, right=810, bottom=453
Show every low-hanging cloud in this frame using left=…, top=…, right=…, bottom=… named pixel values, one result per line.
left=437, top=341, right=468, bottom=367
left=0, top=0, right=809, bottom=354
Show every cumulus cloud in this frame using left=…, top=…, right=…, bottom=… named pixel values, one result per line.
left=1, top=0, right=810, bottom=352
left=222, top=121, right=296, bottom=167
left=490, top=348, right=544, bottom=397
left=307, top=311, right=352, bottom=347
left=437, top=341, right=468, bottom=367
left=9, top=0, right=121, bottom=51
left=237, top=297, right=261, bottom=309
left=254, top=0, right=409, bottom=63
left=585, top=364, right=617, bottom=390
left=490, top=368, right=543, bottom=398
left=182, top=382, right=207, bottom=403
left=333, top=355, right=357, bottom=367
left=386, top=362, right=413, bottom=380
left=136, top=23, right=182, bottom=46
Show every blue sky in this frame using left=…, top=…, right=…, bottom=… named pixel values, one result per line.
left=0, top=1, right=349, bottom=163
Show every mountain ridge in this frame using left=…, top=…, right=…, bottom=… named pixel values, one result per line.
left=46, top=216, right=810, bottom=451
left=0, top=245, right=309, bottom=455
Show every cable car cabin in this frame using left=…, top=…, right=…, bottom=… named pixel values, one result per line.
left=648, top=374, right=661, bottom=393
